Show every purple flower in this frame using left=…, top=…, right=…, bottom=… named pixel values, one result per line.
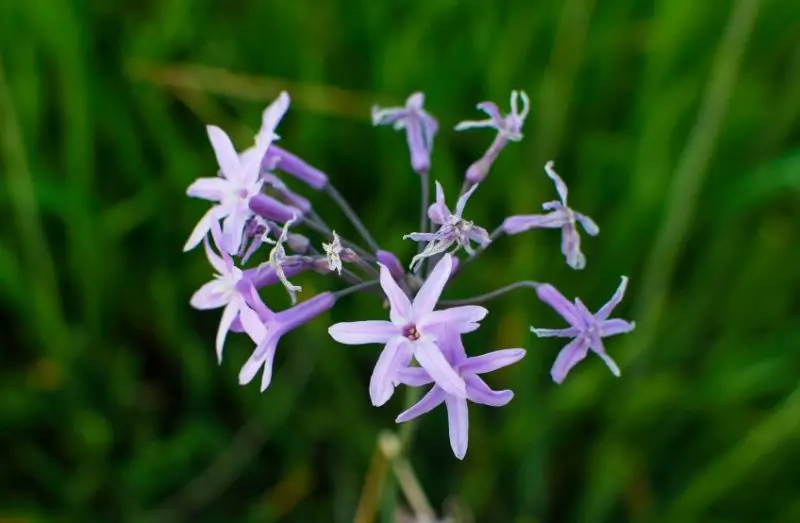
left=189, top=224, right=264, bottom=363
left=376, top=250, right=406, bottom=283
left=238, top=284, right=336, bottom=391
left=502, top=161, right=599, bottom=270
left=328, top=254, right=488, bottom=406
left=395, top=324, right=525, bottom=459
left=372, top=92, right=439, bottom=175
left=184, top=93, right=290, bottom=254
left=532, top=277, right=635, bottom=384
left=404, top=182, right=490, bottom=271
left=455, top=90, right=530, bottom=184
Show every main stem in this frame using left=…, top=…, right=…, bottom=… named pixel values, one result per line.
left=439, top=280, right=541, bottom=306
left=324, top=183, right=380, bottom=253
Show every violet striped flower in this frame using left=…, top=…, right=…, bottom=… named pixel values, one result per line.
left=184, top=93, right=290, bottom=254
left=532, top=277, right=635, bottom=384
left=372, top=92, right=439, bottom=175
left=455, top=90, right=529, bottom=184
left=404, top=182, right=490, bottom=271
left=502, top=161, right=599, bottom=270
left=238, top=283, right=336, bottom=392
left=189, top=224, right=264, bottom=362
left=328, top=254, right=487, bottom=406
left=395, top=324, right=525, bottom=459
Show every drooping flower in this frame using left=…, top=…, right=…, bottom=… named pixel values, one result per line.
left=238, top=284, right=336, bottom=392
left=502, top=161, right=599, bottom=270
left=404, top=182, right=490, bottom=271
left=376, top=250, right=406, bottom=283
left=262, top=145, right=329, bottom=190
left=455, top=90, right=530, bottom=184
left=266, top=215, right=303, bottom=304
left=184, top=93, right=291, bottom=254
left=189, top=223, right=264, bottom=363
left=328, top=254, right=488, bottom=406
left=322, top=231, right=344, bottom=275
left=395, top=324, right=525, bottom=459
left=372, top=92, right=439, bottom=175
left=531, top=277, right=635, bottom=384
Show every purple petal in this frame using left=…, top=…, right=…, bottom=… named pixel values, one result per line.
left=454, top=182, right=478, bottom=217
left=589, top=337, right=621, bottom=377
left=464, top=375, right=514, bottom=407
left=536, top=284, right=582, bottom=327
left=378, top=262, right=412, bottom=325
left=544, top=161, right=569, bottom=205
left=249, top=193, right=299, bottom=223
left=477, top=101, right=504, bottom=125
left=460, top=349, right=526, bottom=375
left=238, top=335, right=279, bottom=391
left=576, top=212, right=599, bottom=236
left=561, top=224, right=586, bottom=270
left=187, top=177, right=228, bottom=201
left=420, top=305, right=488, bottom=332
left=600, top=318, right=635, bottom=337
left=414, top=338, right=466, bottom=398
left=202, top=233, right=227, bottom=275
left=427, top=181, right=449, bottom=224
left=395, top=386, right=445, bottom=423
left=216, top=300, right=240, bottom=363
left=370, top=337, right=411, bottom=406
left=239, top=303, right=266, bottom=343
left=396, top=367, right=433, bottom=387
left=445, top=396, right=469, bottom=460
left=502, top=212, right=569, bottom=235
left=207, top=125, right=241, bottom=180
left=240, top=280, right=275, bottom=322
left=184, top=206, right=225, bottom=252
left=595, top=276, right=629, bottom=321
left=190, top=281, right=229, bottom=310
left=405, top=118, right=431, bottom=174
left=376, top=250, right=405, bottom=282
left=222, top=204, right=250, bottom=255
left=328, top=320, right=397, bottom=345
left=551, top=337, right=591, bottom=384
left=412, top=254, right=453, bottom=319
left=264, top=145, right=328, bottom=190
left=276, top=292, right=336, bottom=331
left=468, top=225, right=491, bottom=247
left=259, top=92, right=290, bottom=143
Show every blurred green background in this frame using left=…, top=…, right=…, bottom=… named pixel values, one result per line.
left=1, top=0, right=799, bottom=522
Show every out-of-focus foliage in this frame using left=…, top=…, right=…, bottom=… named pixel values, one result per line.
left=1, top=0, right=798, bottom=522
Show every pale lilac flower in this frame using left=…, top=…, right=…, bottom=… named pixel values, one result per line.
left=404, top=182, right=490, bottom=271
left=266, top=215, right=303, bottom=304
left=395, top=324, right=525, bottom=459
left=455, top=90, right=530, bottom=184
left=372, top=92, right=439, bottom=175
left=322, top=231, right=344, bottom=275
left=189, top=224, right=264, bottom=363
left=184, top=94, right=290, bottom=254
left=328, top=254, right=488, bottom=406
left=531, top=277, right=635, bottom=384
left=502, top=161, right=599, bottom=270
left=238, top=284, right=336, bottom=391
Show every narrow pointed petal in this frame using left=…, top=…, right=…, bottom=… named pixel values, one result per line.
left=530, top=326, right=581, bottom=338
left=259, top=339, right=281, bottom=391
left=420, top=305, right=488, bottom=332
left=222, top=204, right=249, bottom=255
left=190, top=281, right=229, bottom=310
left=460, top=349, right=526, bottom=375
left=187, top=177, right=228, bottom=201
left=184, top=206, right=224, bottom=252
left=464, top=375, right=514, bottom=407
left=544, top=161, right=569, bottom=205
left=427, top=181, right=449, bottom=224
left=207, top=125, right=241, bottom=180
left=576, top=212, right=600, bottom=236
left=239, top=302, right=266, bottom=343
left=561, top=223, right=586, bottom=270
left=445, top=396, right=469, bottom=460
left=596, top=351, right=621, bottom=377
left=454, top=118, right=495, bottom=131
left=259, top=92, right=290, bottom=142
left=328, top=321, right=397, bottom=345
left=551, top=337, right=591, bottom=384
left=202, top=234, right=227, bottom=275
left=595, top=276, right=629, bottom=321
left=600, top=318, right=636, bottom=336
left=395, top=387, right=445, bottom=423
left=414, top=338, right=466, bottom=398
left=412, top=254, right=453, bottom=319
left=378, top=262, right=412, bottom=325
left=370, top=337, right=409, bottom=406
left=536, top=284, right=581, bottom=327
left=502, top=211, right=569, bottom=234
left=216, top=300, right=240, bottom=363
left=455, top=183, right=479, bottom=217
left=396, top=367, right=434, bottom=387
left=376, top=250, right=405, bottom=282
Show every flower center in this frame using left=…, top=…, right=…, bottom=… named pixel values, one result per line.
left=402, top=324, right=420, bottom=341
left=236, top=188, right=250, bottom=199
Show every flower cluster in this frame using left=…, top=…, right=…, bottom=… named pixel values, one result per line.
left=184, top=90, right=635, bottom=459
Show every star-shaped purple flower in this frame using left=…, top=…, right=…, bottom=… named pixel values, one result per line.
left=372, top=92, right=439, bottom=175
left=395, top=324, right=525, bottom=459
left=328, top=254, right=487, bottom=406
left=502, top=161, right=599, bottom=270
left=532, top=277, right=635, bottom=384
